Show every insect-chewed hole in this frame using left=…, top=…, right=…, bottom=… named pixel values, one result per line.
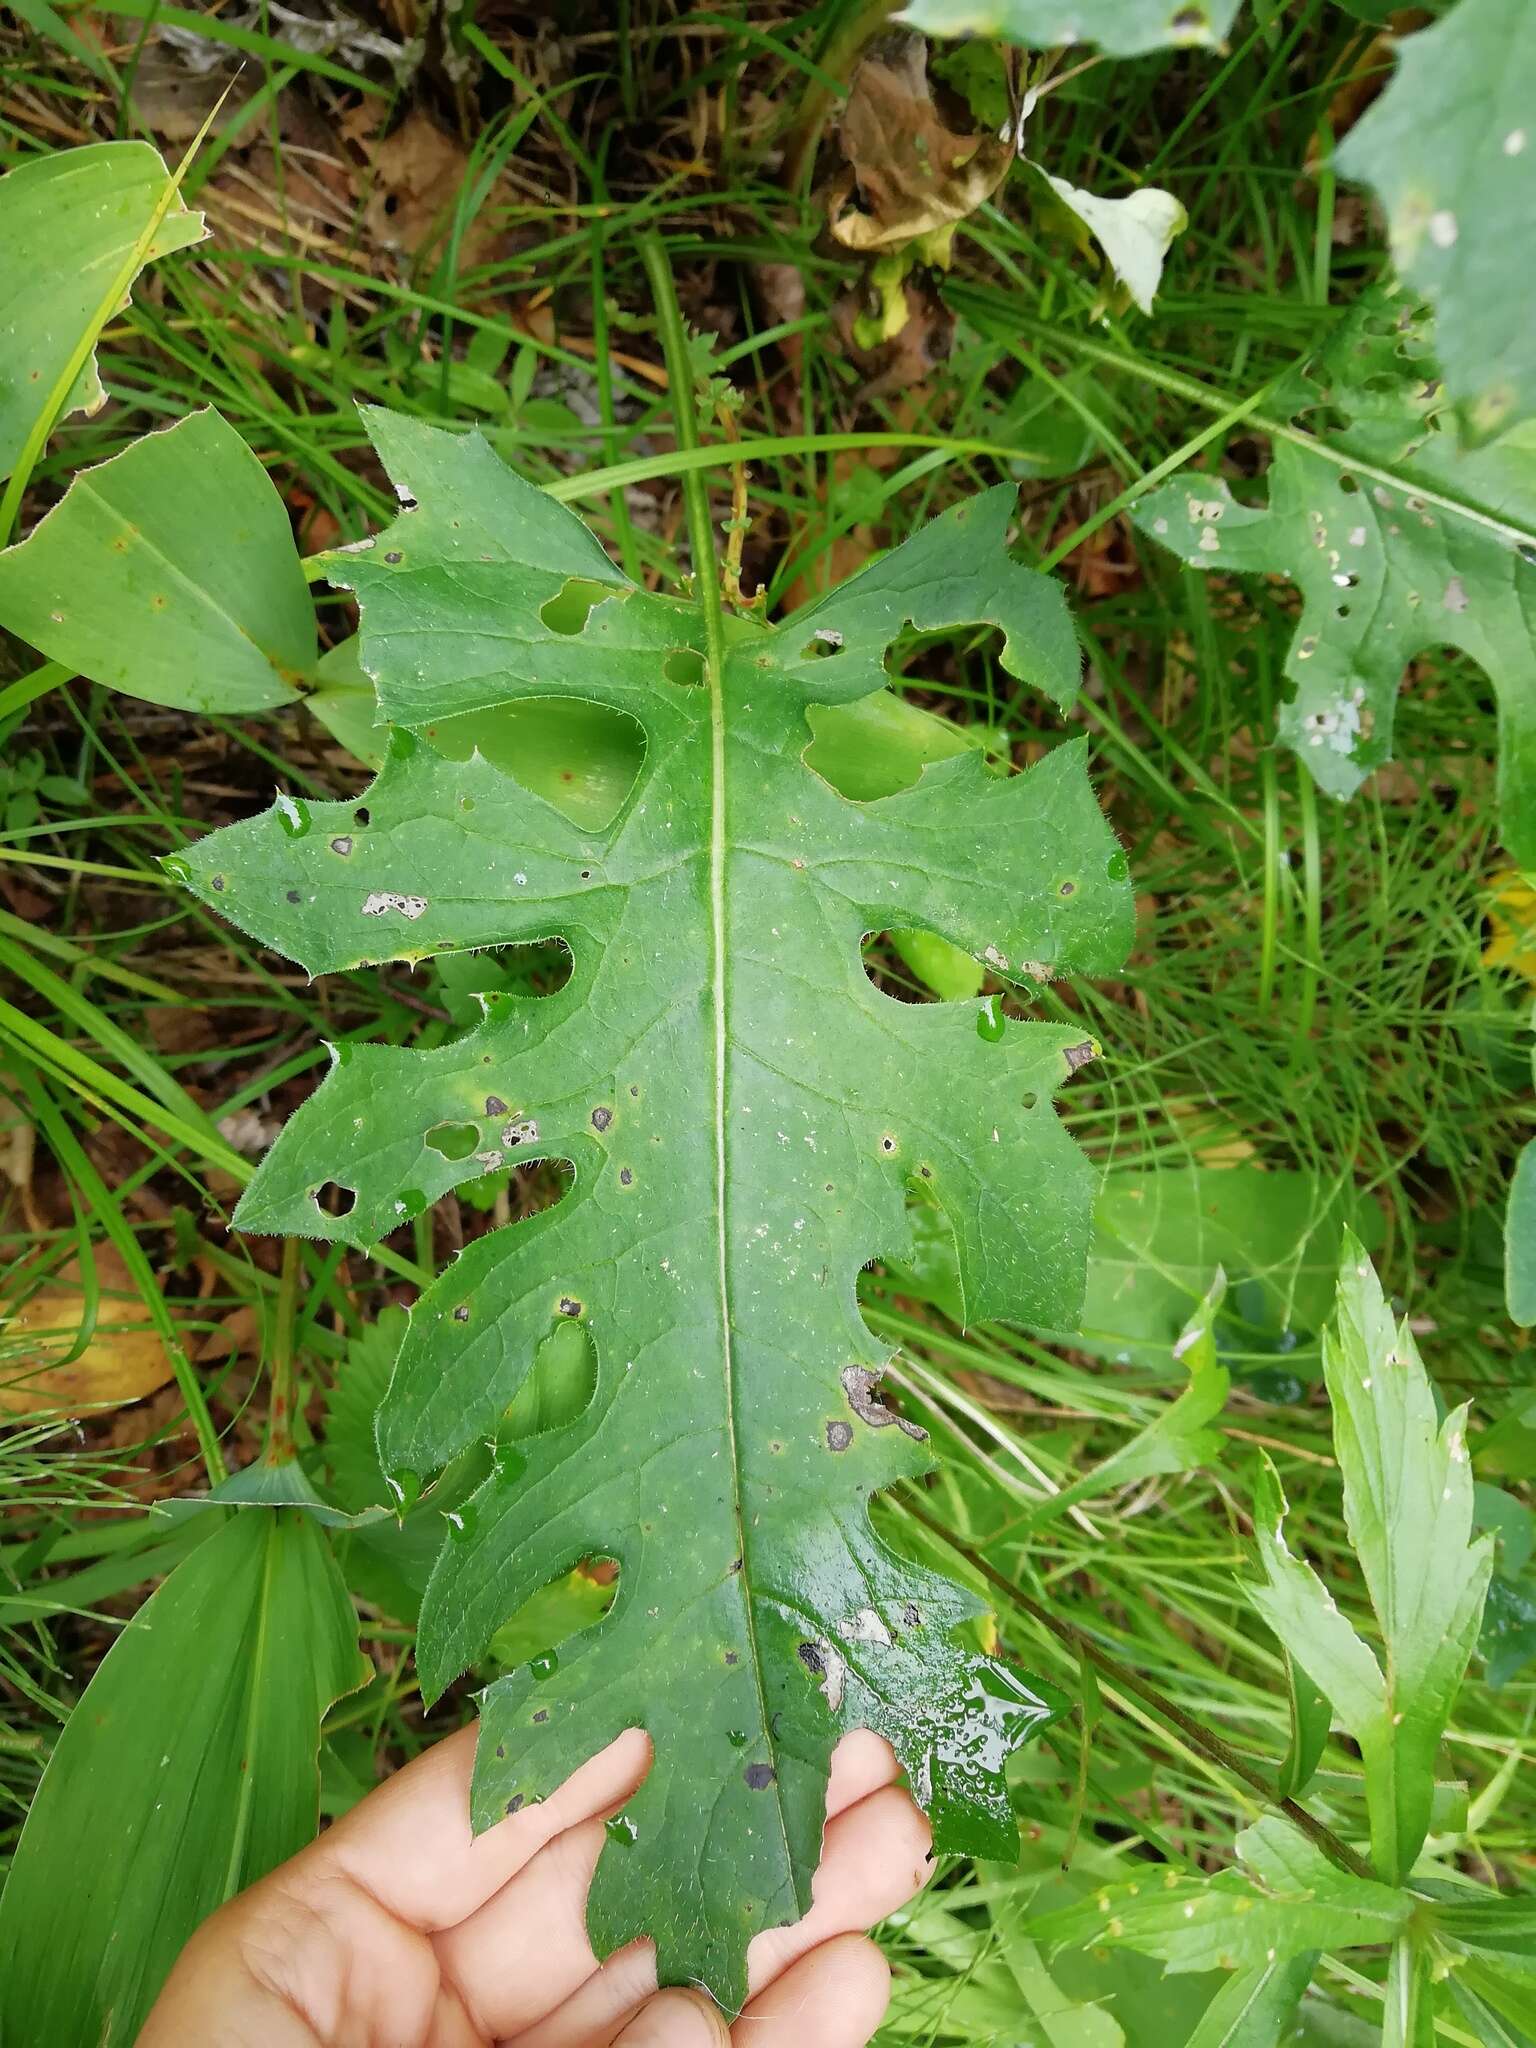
left=313, top=1181, right=357, bottom=1217
left=487, top=1552, right=620, bottom=1677
left=800, top=630, right=846, bottom=660
left=862, top=929, right=982, bottom=1006
left=539, top=576, right=616, bottom=636
left=805, top=688, right=983, bottom=804
left=663, top=647, right=704, bottom=688
left=502, top=1314, right=598, bottom=1439
left=421, top=698, right=644, bottom=834
left=425, top=1120, right=480, bottom=1161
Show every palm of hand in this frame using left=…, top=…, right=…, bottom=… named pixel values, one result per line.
left=139, top=1723, right=931, bottom=2047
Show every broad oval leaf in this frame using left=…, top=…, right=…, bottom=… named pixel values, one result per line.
left=1134, top=293, right=1536, bottom=866
left=0, top=407, right=315, bottom=714
left=0, top=140, right=204, bottom=480
left=0, top=1502, right=368, bottom=2045
left=171, top=410, right=1134, bottom=2005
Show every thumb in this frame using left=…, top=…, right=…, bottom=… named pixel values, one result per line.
left=612, top=1986, right=731, bottom=2046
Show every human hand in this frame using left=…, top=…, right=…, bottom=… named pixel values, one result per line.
left=138, top=1721, right=931, bottom=2046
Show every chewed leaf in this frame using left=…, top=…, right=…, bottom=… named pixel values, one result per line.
left=1335, top=0, right=1536, bottom=440
left=173, top=414, right=1133, bottom=2007
left=898, top=0, right=1241, bottom=58
left=0, top=140, right=205, bottom=479
left=1134, top=291, right=1536, bottom=865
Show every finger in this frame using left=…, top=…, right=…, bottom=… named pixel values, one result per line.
left=435, top=1813, right=620, bottom=2037
left=612, top=1986, right=730, bottom=2046
left=451, top=1738, right=918, bottom=2039
left=499, top=1937, right=657, bottom=2048
left=734, top=1934, right=890, bottom=2048
left=293, top=1722, right=652, bottom=1932
left=823, top=1729, right=901, bottom=1819
left=745, top=1785, right=930, bottom=1999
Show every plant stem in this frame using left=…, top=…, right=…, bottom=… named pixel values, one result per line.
left=263, top=1240, right=301, bottom=1465
left=897, top=1492, right=1377, bottom=1883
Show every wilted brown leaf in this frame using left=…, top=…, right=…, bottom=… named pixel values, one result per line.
left=2, top=1248, right=176, bottom=1416
left=363, top=112, right=509, bottom=267
left=829, top=32, right=1014, bottom=255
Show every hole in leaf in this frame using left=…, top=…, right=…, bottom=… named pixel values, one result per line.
left=800, top=630, right=846, bottom=660
left=539, top=577, right=615, bottom=636
left=863, top=929, right=982, bottom=1004
left=502, top=1313, right=598, bottom=1439
left=425, top=1120, right=480, bottom=1161
left=807, top=689, right=978, bottom=801
left=354, top=805, right=371, bottom=827
left=488, top=1551, right=619, bottom=1672
left=422, top=698, right=644, bottom=833
left=663, top=647, right=704, bottom=688
left=313, top=1181, right=357, bottom=1217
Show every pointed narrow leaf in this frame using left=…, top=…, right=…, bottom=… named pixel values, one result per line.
left=1134, top=293, right=1536, bottom=865
left=1031, top=1270, right=1229, bottom=1524
left=1032, top=1852, right=1410, bottom=1973
left=1323, top=1236, right=1495, bottom=1880
left=1334, top=0, right=1536, bottom=439
left=173, top=413, right=1133, bottom=2004
left=1248, top=1451, right=1386, bottom=1734
left=0, top=409, right=315, bottom=713
left=0, top=1504, right=368, bottom=2045
left=0, top=141, right=205, bottom=478
left=1247, top=1242, right=1494, bottom=1884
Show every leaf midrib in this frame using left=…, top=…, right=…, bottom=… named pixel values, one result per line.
left=644, top=230, right=799, bottom=1890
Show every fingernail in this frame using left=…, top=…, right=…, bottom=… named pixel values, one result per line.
left=616, top=1986, right=730, bottom=2045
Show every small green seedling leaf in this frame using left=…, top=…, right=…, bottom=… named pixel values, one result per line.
left=898, top=0, right=1241, bottom=58
left=1335, top=0, right=1536, bottom=441
left=1031, top=1815, right=1412, bottom=1972
left=1134, top=291, right=1536, bottom=866
left=0, top=1502, right=369, bottom=2045
left=1037, top=172, right=1187, bottom=315
left=1247, top=1236, right=1494, bottom=1884
left=174, top=409, right=1134, bottom=2006
left=0, top=408, right=315, bottom=714
left=1028, top=1270, right=1229, bottom=1525
left=0, top=140, right=205, bottom=480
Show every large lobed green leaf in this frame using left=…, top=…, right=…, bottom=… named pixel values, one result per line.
left=172, top=408, right=1134, bottom=2004
left=1247, top=1237, right=1494, bottom=1885
left=1335, top=0, right=1536, bottom=441
left=1135, top=293, right=1536, bottom=867
left=899, top=0, right=1242, bottom=58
